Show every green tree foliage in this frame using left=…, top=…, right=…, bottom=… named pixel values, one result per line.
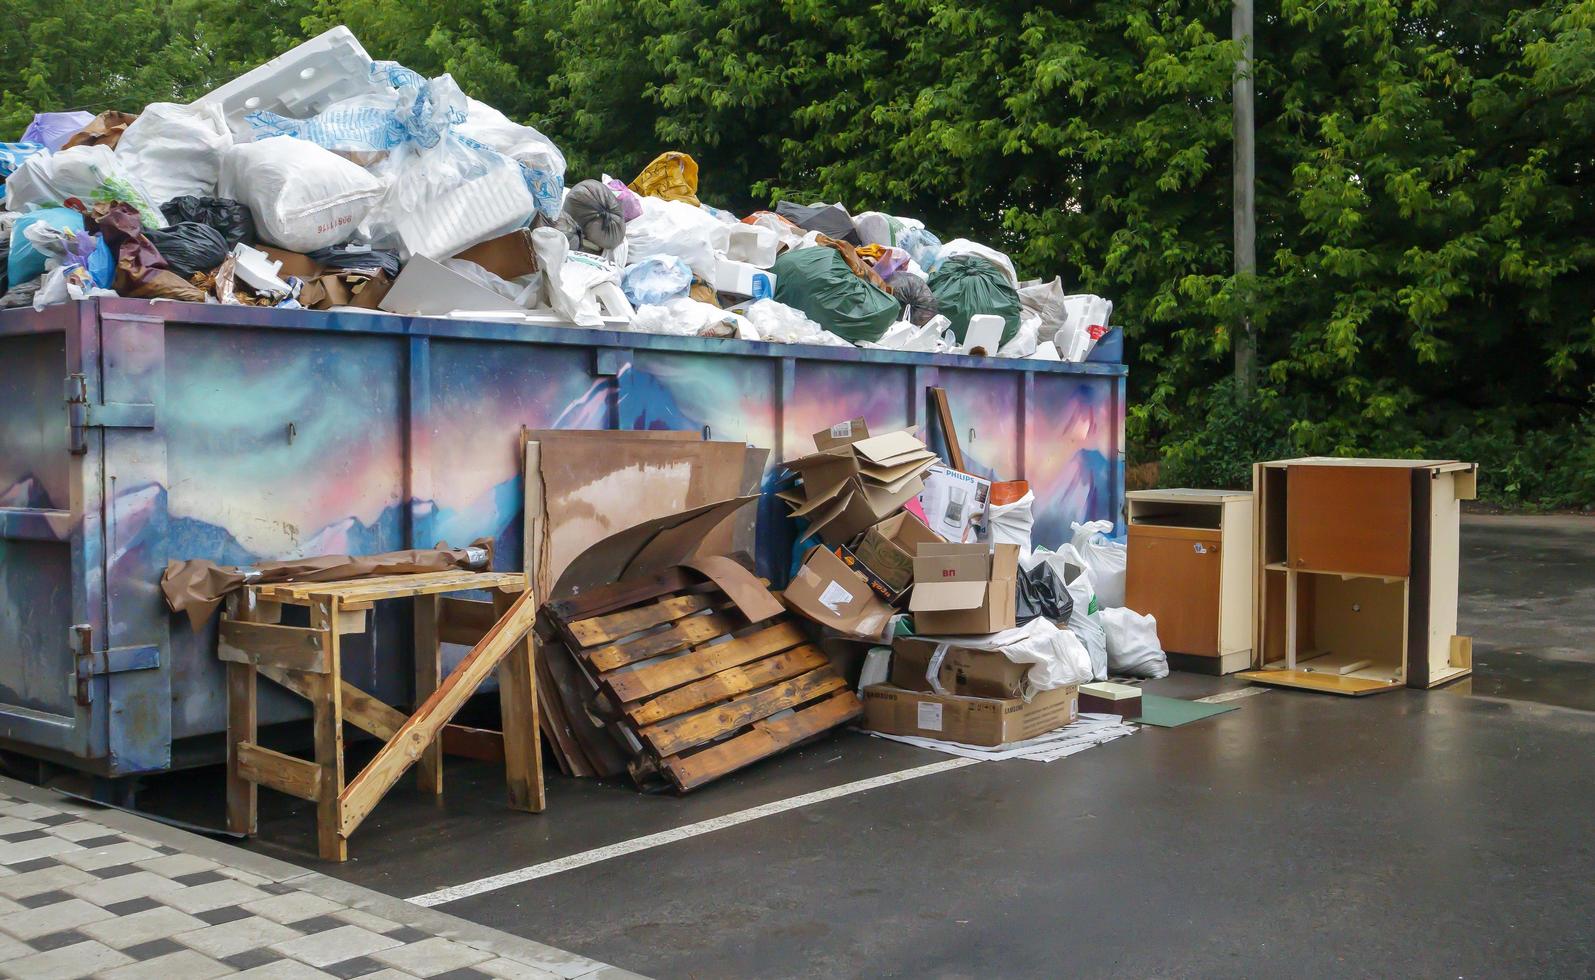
left=3, top=0, right=1590, bottom=506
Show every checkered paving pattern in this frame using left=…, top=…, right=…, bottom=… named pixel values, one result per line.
left=0, top=792, right=632, bottom=980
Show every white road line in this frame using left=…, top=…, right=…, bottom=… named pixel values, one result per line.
left=406, top=756, right=981, bottom=907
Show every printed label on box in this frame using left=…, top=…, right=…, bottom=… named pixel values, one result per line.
left=916, top=701, right=943, bottom=732
left=818, top=580, right=854, bottom=614
left=829, top=420, right=853, bottom=439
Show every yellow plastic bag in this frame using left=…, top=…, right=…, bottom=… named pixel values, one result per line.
left=630, top=151, right=700, bottom=207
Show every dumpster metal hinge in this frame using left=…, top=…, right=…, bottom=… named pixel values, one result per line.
left=65, top=374, right=156, bottom=456
left=70, top=625, right=160, bottom=707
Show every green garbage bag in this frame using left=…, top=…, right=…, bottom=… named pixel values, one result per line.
left=771, top=246, right=898, bottom=344
left=928, top=256, right=1021, bottom=347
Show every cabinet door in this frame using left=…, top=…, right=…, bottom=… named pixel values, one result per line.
left=1286, top=466, right=1411, bottom=577
left=1125, top=526, right=1221, bottom=656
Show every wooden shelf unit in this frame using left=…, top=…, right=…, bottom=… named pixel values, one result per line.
left=1124, top=489, right=1254, bottom=674
left=1241, top=457, right=1477, bottom=696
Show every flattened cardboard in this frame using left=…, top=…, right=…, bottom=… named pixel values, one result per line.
left=851, top=511, right=944, bottom=598
left=862, top=683, right=1079, bottom=746
left=909, top=543, right=1020, bottom=635
left=380, top=253, right=525, bottom=316
left=677, top=554, right=783, bottom=623
left=454, top=228, right=538, bottom=281
left=891, top=638, right=1029, bottom=699
left=813, top=417, right=869, bottom=452
left=783, top=546, right=895, bottom=641
left=852, top=430, right=932, bottom=466
left=812, top=476, right=925, bottom=547
left=259, top=246, right=323, bottom=280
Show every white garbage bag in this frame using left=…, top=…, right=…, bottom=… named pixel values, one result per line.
left=1023, top=545, right=1108, bottom=682
left=114, top=102, right=233, bottom=205
left=1018, top=276, right=1067, bottom=342
left=531, top=227, right=631, bottom=327
left=1100, top=606, right=1169, bottom=678
left=982, top=490, right=1035, bottom=553
left=630, top=297, right=757, bottom=340
left=624, top=196, right=728, bottom=281
left=920, top=618, right=1093, bottom=698
left=1070, top=520, right=1127, bottom=608
left=454, top=97, right=567, bottom=220
left=4, top=145, right=166, bottom=229
left=997, top=311, right=1041, bottom=358
left=219, top=138, right=383, bottom=251
left=938, top=238, right=1018, bottom=286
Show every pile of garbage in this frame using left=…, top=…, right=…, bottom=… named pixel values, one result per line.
left=0, top=27, right=1115, bottom=362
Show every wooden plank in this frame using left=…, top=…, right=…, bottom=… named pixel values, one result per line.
left=1286, top=465, right=1412, bottom=577
left=929, top=387, right=965, bottom=471
left=236, top=742, right=322, bottom=802
left=662, top=691, right=863, bottom=792
left=627, top=646, right=830, bottom=727
left=495, top=590, right=545, bottom=813
left=414, top=593, right=443, bottom=795
left=225, top=661, right=257, bottom=835
left=640, top=666, right=848, bottom=757
left=259, top=570, right=525, bottom=602
left=568, top=593, right=717, bottom=647
left=310, top=602, right=346, bottom=862
left=258, top=666, right=405, bottom=742
left=336, top=606, right=366, bottom=635
left=442, top=724, right=506, bottom=763
left=1235, top=668, right=1400, bottom=696
left=338, top=589, right=540, bottom=838
left=218, top=620, right=328, bottom=674
left=439, top=596, right=495, bottom=645
left=325, top=571, right=526, bottom=605
left=536, top=638, right=592, bottom=778
left=604, top=621, right=808, bottom=703
left=585, top=611, right=738, bottom=672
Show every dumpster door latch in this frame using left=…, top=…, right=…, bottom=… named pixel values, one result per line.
left=70, top=625, right=160, bottom=707
left=65, top=374, right=156, bottom=456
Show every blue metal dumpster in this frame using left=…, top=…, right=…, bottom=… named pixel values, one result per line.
left=0, top=298, right=1125, bottom=777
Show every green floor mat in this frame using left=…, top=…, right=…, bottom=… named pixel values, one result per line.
left=1131, top=694, right=1240, bottom=728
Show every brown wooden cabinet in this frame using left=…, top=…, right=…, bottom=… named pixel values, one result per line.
left=1125, top=489, right=1253, bottom=673
left=1242, top=457, right=1476, bottom=695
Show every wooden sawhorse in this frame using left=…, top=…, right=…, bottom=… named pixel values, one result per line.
left=219, top=570, right=543, bottom=861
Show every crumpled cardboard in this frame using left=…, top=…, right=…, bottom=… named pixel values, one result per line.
left=62, top=111, right=139, bottom=150
left=783, top=545, right=896, bottom=642
left=780, top=421, right=938, bottom=547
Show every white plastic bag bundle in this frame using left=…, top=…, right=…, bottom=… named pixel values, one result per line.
left=1100, top=606, right=1169, bottom=678
left=939, top=238, right=1018, bottom=287
left=742, top=299, right=850, bottom=346
left=531, top=226, right=631, bottom=327
left=982, top=490, right=1035, bottom=553
left=852, top=211, right=904, bottom=246
left=1018, top=277, right=1067, bottom=342
left=997, top=312, right=1041, bottom=358
left=4, top=145, right=166, bottom=229
left=625, top=196, right=728, bottom=280
left=1023, top=545, right=1108, bottom=681
left=454, top=97, right=566, bottom=220
left=219, top=138, right=383, bottom=251
left=630, top=297, right=756, bottom=340
left=114, top=102, right=232, bottom=205
left=621, top=256, right=692, bottom=307
left=1070, top=520, right=1127, bottom=608
left=744, top=211, right=807, bottom=253
left=920, top=618, right=1093, bottom=698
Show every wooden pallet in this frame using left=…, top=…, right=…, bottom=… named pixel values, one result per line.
left=541, top=563, right=862, bottom=792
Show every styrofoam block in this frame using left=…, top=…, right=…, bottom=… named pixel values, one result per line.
left=198, top=27, right=378, bottom=138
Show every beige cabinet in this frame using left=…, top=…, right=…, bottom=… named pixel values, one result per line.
left=1124, top=489, right=1253, bottom=674
left=1241, top=457, right=1476, bottom=695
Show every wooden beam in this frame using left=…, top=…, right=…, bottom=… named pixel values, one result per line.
left=414, top=593, right=443, bottom=795
left=438, top=596, right=495, bottom=645
left=236, top=742, right=321, bottom=802
left=929, top=387, right=965, bottom=471
left=218, top=620, right=328, bottom=674
left=338, top=589, right=540, bottom=838
left=225, top=662, right=257, bottom=835
left=310, top=602, right=347, bottom=862
left=258, top=666, right=404, bottom=742
left=495, top=590, right=545, bottom=813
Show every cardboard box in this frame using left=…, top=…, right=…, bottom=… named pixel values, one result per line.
left=813, top=417, right=869, bottom=452
left=890, top=637, right=1029, bottom=699
left=259, top=246, right=323, bottom=280
left=782, top=545, right=896, bottom=641
left=1079, top=681, right=1143, bottom=717
left=914, top=465, right=992, bottom=543
left=909, top=543, right=1019, bottom=636
left=862, top=683, right=1079, bottom=746
left=302, top=271, right=393, bottom=311
left=781, top=423, right=939, bottom=547
left=851, top=512, right=943, bottom=599
left=454, top=228, right=538, bottom=281
left=715, top=258, right=776, bottom=299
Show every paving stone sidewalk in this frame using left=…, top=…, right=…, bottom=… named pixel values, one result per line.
left=0, top=777, right=639, bottom=980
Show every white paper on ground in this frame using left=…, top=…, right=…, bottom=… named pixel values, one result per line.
left=866, top=713, right=1137, bottom=762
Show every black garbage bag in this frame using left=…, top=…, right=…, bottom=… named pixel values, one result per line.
left=160, top=196, right=256, bottom=249
left=775, top=201, right=860, bottom=245
left=308, top=244, right=402, bottom=277
left=532, top=211, right=581, bottom=252
left=928, top=255, right=1021, bottom=347
left=147, top=222, right=228, bottom=279
left=1016, top=561, right=1073, bottom=626
left=562, top=179, right=626, bottom=252
left=886, top=271, right=939, bottom=326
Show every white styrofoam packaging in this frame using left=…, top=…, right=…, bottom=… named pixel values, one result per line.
left=387, top=158, right=537, bottom=260
left=197, top=26, right=379, bottom=139
left=726, top=223, right=779, bottom=267
left=715, top=258, right=776, bottom=299
left=961, top=313, right=1006, bottom=355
